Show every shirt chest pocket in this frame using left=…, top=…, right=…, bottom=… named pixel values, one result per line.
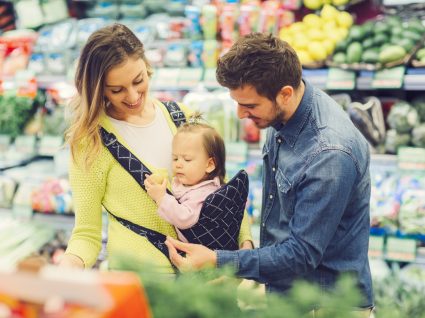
left=275, top=169, right=295, bottom=218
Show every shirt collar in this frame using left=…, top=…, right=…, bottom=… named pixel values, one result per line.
left=272, top=79, right=313, bottom=147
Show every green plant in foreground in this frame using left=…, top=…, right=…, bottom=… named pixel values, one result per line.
left=115, top=255, right=365, bottom=318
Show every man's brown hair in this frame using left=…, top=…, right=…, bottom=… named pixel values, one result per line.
left=216, top=33, right=302, bottom=101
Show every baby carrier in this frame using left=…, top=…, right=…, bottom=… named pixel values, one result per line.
left=100, top=101, right=249, bottom=263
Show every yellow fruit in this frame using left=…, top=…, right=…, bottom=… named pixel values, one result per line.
left=337, top=11, right=353, bottom=29
left=303, top=0, right=323, bottom=10
left=307, top=28, right=325, bottom=41
left=322, top=20, right=337, bottom=32
left=308, top=41, right=328, bottom=61
left=320, top=4, right=339, bottom=21
left=322, top=39, right=335, bottom=55
left=303, top=14, right=323, bottom=28
left=332, top=0, right=349, bottom=6
left=297, top=50, right=314, bottom=65
left=336, top=27, right=348, bottom=40
left=150, top=173, right=165, bottom=184
left=289, top=22, right=307, bottom=33
left=293, top=35, right=310, bottom=50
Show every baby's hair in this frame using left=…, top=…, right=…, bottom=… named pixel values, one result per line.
left=178, top=112, right=226, bottom=184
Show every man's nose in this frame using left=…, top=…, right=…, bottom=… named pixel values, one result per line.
left=237, top=105, right=249, bottom=119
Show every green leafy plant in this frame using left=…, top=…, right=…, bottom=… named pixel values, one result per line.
left=0, top=94, right=38, bottom=138
left=115, top=255, right=365, bottom=318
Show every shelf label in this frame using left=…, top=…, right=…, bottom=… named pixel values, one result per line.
left=326, top=68, right=356, bottom=90
left=385, top=237, right=416, bottom=262
left=178, top=68, right=203, bottom=88
left=368, top=235, right=385, bottom=258
left=38, top=135, right=63, bottom=157
left=152, top=68, right=180, bottom=88
left=203, top=68, right=220, bottom=89
left=397, top=147, right=425, bottom=171
left=14, top=135, right=36, bottom=154
left=226, top=141, right=248, bottom=163
left=372, top=66, right=405, bottom=89
left=0, top=135, right=11, bottom=153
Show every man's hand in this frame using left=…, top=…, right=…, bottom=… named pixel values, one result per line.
left=144, top=174, right=167, bottom=204
left=165, top=236, right=217, bottom=271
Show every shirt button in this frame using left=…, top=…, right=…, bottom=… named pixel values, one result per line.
left=277, top=138, right=282, bottom=143
left=262, top=222, right=265, bottom=227
left=272, top=167, right=276, bottom=172
left=269, top=194, right=273, bottom=199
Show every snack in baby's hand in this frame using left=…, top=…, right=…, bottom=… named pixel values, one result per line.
left=150, top=173, right=165, bottom=184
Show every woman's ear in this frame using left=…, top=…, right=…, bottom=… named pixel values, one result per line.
left=206, top=158, right=216, bottom=173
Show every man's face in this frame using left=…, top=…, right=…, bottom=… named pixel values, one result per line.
left=229, top=85, right=285, bottom=129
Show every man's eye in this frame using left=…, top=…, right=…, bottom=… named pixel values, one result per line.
left=134, top=79, right=144, bottom=85
left=111, top=89, right=122, bottom=94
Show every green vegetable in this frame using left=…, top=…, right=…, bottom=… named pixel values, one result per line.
left=387, top=101, right=419, bottom=133
left=333, top=52, right=346, bottom=64
left=0, top=94, right=37, bottom=138
left=346, top=42, right=363, bottom=64
left=379, top=45, right=406, bottom=64
left=385, top=129, right=411, bottom=154
left=362, top=49, right=380, bottom=63
left=412, top=96, right=425, bottom=121
left=411, top=124, right=425, bottom=148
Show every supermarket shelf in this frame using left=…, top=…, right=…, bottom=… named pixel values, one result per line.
left=3, top=68, right=425, bottom=91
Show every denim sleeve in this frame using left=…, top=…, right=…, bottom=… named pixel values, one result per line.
left=219, top=149, right=359, bottom=283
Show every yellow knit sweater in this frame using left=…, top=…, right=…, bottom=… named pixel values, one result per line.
left=65, top=99, right=252, bottom=273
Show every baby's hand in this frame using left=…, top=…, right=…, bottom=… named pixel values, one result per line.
left=144, top=174, right=167, bottom=204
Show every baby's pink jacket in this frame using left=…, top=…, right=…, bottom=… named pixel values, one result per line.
left=157, top=177, right=221, bottom=242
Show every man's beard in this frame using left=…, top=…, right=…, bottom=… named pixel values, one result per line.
left=267, top=100, right=285, bottom=128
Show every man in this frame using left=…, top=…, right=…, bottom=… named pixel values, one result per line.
left=165, top=33, right=373, bottom=313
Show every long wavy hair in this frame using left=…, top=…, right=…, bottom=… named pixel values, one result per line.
left=65, top=23, right=153, bottom=169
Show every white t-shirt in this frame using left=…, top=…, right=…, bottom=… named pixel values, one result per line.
left=108, top=103, right=174, bottom=178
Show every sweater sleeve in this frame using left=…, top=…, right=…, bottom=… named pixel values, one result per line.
left=157, top=193, right=203, bottom=230
left=65, top=149, right=106, bottom=268
left=238, top=210, right=253, bottom=247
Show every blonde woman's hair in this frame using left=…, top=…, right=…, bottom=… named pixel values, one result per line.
left=177, top=112, right=226, bottom=184
left=65, top=23, right=153, bottom=169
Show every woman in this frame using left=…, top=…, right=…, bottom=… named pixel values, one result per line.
left=60, top=23, right=252, bottom=273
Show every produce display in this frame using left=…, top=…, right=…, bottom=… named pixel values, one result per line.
left=279, top=5, right=353, bottom=66
left=329, top=15, right=425, bottom=70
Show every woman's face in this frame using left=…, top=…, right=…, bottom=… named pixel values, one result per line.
left=104, top=56, right=150, bottom=119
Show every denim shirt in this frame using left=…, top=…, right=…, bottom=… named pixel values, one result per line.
left=217, top=80, right=373, bottom=307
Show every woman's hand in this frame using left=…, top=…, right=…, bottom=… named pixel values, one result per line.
left=240, top=240, right=254, bottom=250
left=144, top=174, right=167, bottom=204
left=58, top=253, right=84, bottom=269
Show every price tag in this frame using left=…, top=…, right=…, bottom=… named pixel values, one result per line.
left=0, top=135, right=11, bottom=153
left=226, top=141, right=248, bottom=163
left=178, top=68, right=203, bottom=88
left=385, top=237, right=416, bottom=262
left=203, top=68, right=220, bottom=89
left=38, top=135, right=63, bottom=157
left=14, top=135, right=36, bottom=154
left=326, top=68, right=356, bottom=90
left=397, top=147, right=425, bottom=170
left=152, top=68, right=180, bottom=89
left=368, top=235, right=385, bottom=259
left=372, top=66, right=405, bottom=89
